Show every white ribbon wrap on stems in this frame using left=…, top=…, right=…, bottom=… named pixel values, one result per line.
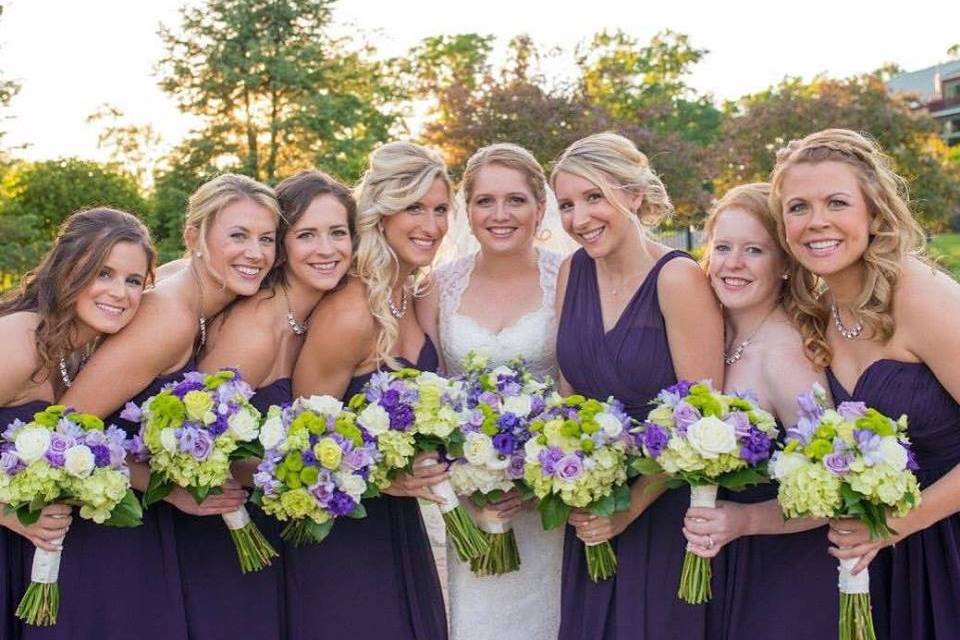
left=415, top=458, right=459, bottom=514
left=30, top=535, right=65, bottom=584
left=474, top=508, right=511, bottom=535
left=222, top=505, right=251, bottom=531
left=690, top=484, right=718, bottom=509
left=838, top=557, right=870, bottom=594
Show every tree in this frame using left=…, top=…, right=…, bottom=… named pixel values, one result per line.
left=0, top=3, right=21, bottom=156
left=0, top=159, right=147, bottom=283
left=714, top=71, right=960, bottom=228
left=157, top=0, right=403, bottom=184
left=86, top=104, right=164, bottom=187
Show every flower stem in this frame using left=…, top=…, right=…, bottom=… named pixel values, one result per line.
left=839, top=593, right=876, bottom=640
left=470, top=530, right=521, bottom=576
left=444, top=505, right=491, bottom=562
left=677, top=550, right=712, bottom=604
left=585, top=542, right=617, bottom=582
left=229, top=522, right=278, bottom=573
left=16, top=583, right=59, bottom=626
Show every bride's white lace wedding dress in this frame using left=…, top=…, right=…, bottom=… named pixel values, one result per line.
left=435, top=249, right=564, bottom=640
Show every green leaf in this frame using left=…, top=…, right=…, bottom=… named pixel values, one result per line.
left=16, top=505, right=41, bottom=527
left=538, top=494, right=572, bottom=530
left=103, top=490, right=144, bottom=528
left=716, top=467, right=768, bottom=492
left=347, top=503, right=367, bottom=520
left=306, top=519, right=335, bottom=543
left=142, top=473, right=173, bottom=508
left=631, top=457, right=664, bottom=476
left=590, top=493, right=616, bottom=517
left=188, top=483, right=215, bottom=505
left=613, top=483, right=632, bottom=512
left=230, top=441, right=263, bottom=461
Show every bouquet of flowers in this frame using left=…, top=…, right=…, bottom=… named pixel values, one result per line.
left=450, top=352, right=551, bottom=576
left=523, top=394, right=638, bottom=581
left=252, top=396, right=377, bottom=545
left=349, top=367, right=490, bottom=562
left=123, top=369, right=277, bottom=573
left=769, top=384, right=921, bottom=640
left=1, top=405, right=142, bottom=625
left=635, top=380, right=778, bottom=604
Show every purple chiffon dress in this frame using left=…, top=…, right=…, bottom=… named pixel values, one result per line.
left=828, top=359, right=960, bottom=640
left=1, top=401, right=47, bottom=640
left=18, top=365, right=194, bottom=640
left=556, top=248, right=717, bottom=640
left=285, top=338, right=447, bottom=640
left=170, top=377, right=289, bottom=639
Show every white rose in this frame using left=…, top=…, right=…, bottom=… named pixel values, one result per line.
left=463, top=432, right=496, bottom=466
left=594, top=412, right=623, bottom=439
left=417, top=371, right=447, bottom=388
left=502, top=394, right=532, bottom=417
left=769, top=451, right=807, bottom=480
left=487, top=454, right=511, bottom=471
left=358, top=404, right=390, bottom=436
left=686, top=416, right=737, bottom=459
left=879, top=436, right=908, bottom=471
left=160, top=428, right=178, bottom=453
left=227, top=409, right=259, bottom=442
left=259, top=415, right=285, bottom=450
left=14, top=427, right=51, bottom=463
left=491, top=365, right=514, bottom=378
left=64, top=444, right=95, bottom=478
left=304, top=395, right=344, bottom=416
left=524, top=437, right=545, bottom=464
left=335, top=472, right=367, bottom=500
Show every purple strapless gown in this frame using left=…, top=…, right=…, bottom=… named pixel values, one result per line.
left=828, top=359, right=960, bottom=640
left=557, top=249, right=715, bottom=640
left=171, top=377, right=290, bottom=640
left=285, top=338, right=448, bottom=640
left=19, top=367, right=193, bottom=640
left=1, top=401, right=47, bottom=640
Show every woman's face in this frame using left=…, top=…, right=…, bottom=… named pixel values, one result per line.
left=284, top=195, right=352, bottom=292
left=707, top=208, right=787, bottom=312
left=74, top=241, right=149, bottom=336
left=381, top=177, right=450, bottom=269
left=199, top=198, right=277, bottom=295
left=468, top=164, right=543, bottom=256
left=554, top=170, right=641, bottom=259
left=779, top=161, right=872, bottom=279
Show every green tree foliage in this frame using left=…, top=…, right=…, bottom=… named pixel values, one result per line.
left=0, top=2, right=21, bottom=156
left=713, top=72, right=960, bottom=228
left=157, top=0, right=402, bottom=184
left=86, top=104, right=163, bottom=187
left=0, top=159, right=147, bottom=284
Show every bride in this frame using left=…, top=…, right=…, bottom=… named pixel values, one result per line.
left=418, top=143, right=573, bottom=639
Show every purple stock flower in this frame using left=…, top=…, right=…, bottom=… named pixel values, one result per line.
left=492, top=433, right=517, bottom=455
left=837, top=402, right=867, bottom=421
left=506, top=454, right=525, bottom=480
left=823, top=449, right=854, bottom=476
left=555, top=454, right=584, bottom=481
left=787, top=417, right=817, bottom=445
left=796, top=391, right=823, bottom=419
left=380, top=389, right=400, bottom=410
left=854, top=429, right=884, bottom=466
left=311, top=481, right=334, bottom=507
left=125, top=434, right=149, bottom=462
left=328, top=491, right=357, bottom=517
left=498, top=413, right=519, bottom=431
left=341, top=447, right=372, bottom=472
left=740, top=429, right=772, bottom=465
left=389, top=405, right=415, bottom=430
left=171, top=379, right=205, bottom=399
left=478, top=391, right=500, bottom=407
left=725, top=412, right=751, bottom=437
left=905, top=446, right=920, bottom=471
left=673, top=401, right=701, bottom=432
left=302, top=449, right=319, bottom=467
left=253, top=472, right=280, bottom=495
left=119, top=402, right=142, bottom=423
left=641, top=422, right=669, bottom=458
left=90, top=444, right=111, bottom=467
left=207, top=412, right=229, bottom=438
left=1, top=451, right=23, bottom=475
left=189, top=430, right=213, bottom=461
left=530, top=395, right=546, bottom=416
left=538, top=447, right=564, bottom=475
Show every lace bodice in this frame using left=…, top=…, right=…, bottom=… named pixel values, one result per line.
left=436, top=249, right=562, bottom=380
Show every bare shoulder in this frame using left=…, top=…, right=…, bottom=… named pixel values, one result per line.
left=311, top=277, right=375, bottom=340
left=114, top=288, right=197, bottom=354
left=896, top=256, right=960, bottom=317
left=206, top=292, right=280, bottom=354
left=657, top=252, right=708, bottom=293
left=0, top=312, right=43, bottom=396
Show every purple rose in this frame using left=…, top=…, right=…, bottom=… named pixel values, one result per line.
left=492, top=433, right=517, bottom=455
left=341, top=447, right=372, bottom=472
left=538, top=447, right=564, bottom=475
left=189, top=430, right=213, bottom=461
left=555, top=454, right=584, bottom=481
left=739, top=429, right=772, bottom=465
left=506, top=454, right=525, bottom=480
left=837, top=402, right=867, bottom=421
left=44, top=450, right=65, bottom=468
left=310, top=481, right=334, bottom=507
left=641, top=422, right=669, bottom=458
left=327, top=491, right=356, bottom=517
left=823, top=449, right=854, bottom=476
left=48, top=433, right=73, bottom=455
left=673, top=401, right=701, bottom=433
left=119, top=402, right=143, bottom=423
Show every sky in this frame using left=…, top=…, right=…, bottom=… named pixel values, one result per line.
left=1, top=0, right=956, bottom=163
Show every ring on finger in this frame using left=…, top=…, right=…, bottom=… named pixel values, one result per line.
left=706, top=535, right=714, bottom=549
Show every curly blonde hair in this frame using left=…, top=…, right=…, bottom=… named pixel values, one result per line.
left=769, top=128, right=926, bottom=368
left=549, top=131, right=674, bottom=227
left=353, top=142, right=451, bottom=368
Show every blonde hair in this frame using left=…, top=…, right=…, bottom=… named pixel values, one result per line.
left=462, top=143, right=547, bottom=204
left=769, top=128, right=926, bottom=368
left=353, top=142, right=451, bottom=368
left=549, top=131, right=673, bottom=226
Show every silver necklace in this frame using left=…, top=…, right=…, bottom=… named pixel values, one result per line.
left=287, top=309, right=307, bottom=335
left=58, top=340, right=97, bottom=388
left=831, top=302, right=863, bottom=340
left=58, top=356, right=75, bottom=388
left=388, top=287, right=408, bottom=320
left=199, top=315, right=208, bottom=347
left=724, top=307, right=776, bottom=366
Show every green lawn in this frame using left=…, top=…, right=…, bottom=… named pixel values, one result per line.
left=929, top=233, right=960, bottom=280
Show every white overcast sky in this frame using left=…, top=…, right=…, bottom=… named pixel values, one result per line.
left=1, top=0, right=956, bottom=162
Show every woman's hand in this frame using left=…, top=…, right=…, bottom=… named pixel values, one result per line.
left=382, top=452, right=450, bottom=504
left=568, top=508, right=631, bottom=545
left=2, top=503, right=73, bottom=551
left=164, top=480, right=248, bottom=516
left=682, top=500, right=749, bottom=558
left=827, top=513, right=919, bottom=574
left=471, top=488, right=525, bottom=525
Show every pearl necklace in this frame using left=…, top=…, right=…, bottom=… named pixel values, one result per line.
left=831, top=302, right=863, bottom=340
left=388, top=288, right=408, bottom=320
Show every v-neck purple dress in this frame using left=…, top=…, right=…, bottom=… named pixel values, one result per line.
left=285, top=338, right=448, bottom=640
left=171, top=377, right=290, bottom=640
left=556, top=248, right=717, bottom=640
left=20, top=365, right=194, bottom=640
left=828, top=359, right=960, bottom=640
left=1, top=401, right=47, bottom=640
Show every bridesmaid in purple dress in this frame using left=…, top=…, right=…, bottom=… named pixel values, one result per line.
left=770, top=128, right=960, bottom=640
left=0, top=208, right=155, bottom=640
left=39, top=175, right=279, bottom=640
left=290, top=142, right=451, bottom=640
left=173, top=171, right=356, bottom=639
left=682, top=183, right=837, bottom=639
left=551, top=132, right=725, bottom=640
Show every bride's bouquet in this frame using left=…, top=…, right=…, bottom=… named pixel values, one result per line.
left=1, top=406, right=142, bottom=625
left=449, top=352, right=551, bottom=576
left=770, top=384, right=921, bottom=640
left=123, top=368, right=277, bottom=573
left=349, top=367, right=490, bottom=562
left=523, top=393, right=639, bottom=581
left=252, top=396, right=377, bottom=545
left=634, top=380, right=778, bottom=604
